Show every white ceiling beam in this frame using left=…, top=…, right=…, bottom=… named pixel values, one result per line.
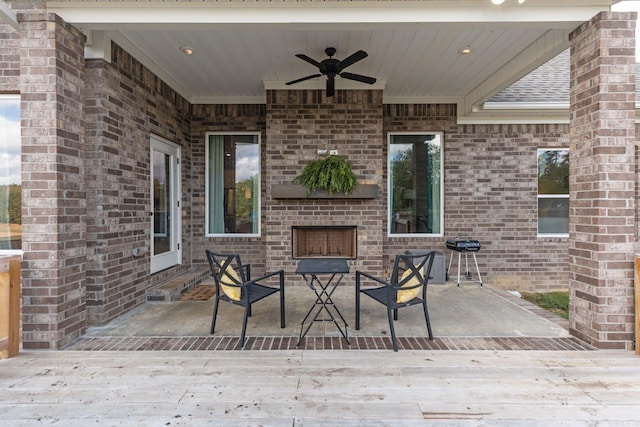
left=83, top=30, right=112, bottom=63
left=48, top=2, right=610, bottom=28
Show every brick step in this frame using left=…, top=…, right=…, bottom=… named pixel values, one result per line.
left=146, top=268, right=210, bottom=303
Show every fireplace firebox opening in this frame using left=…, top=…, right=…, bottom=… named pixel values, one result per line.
left=292, top=226, right=357, bottom=259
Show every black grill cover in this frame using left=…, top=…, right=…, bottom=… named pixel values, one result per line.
left=446, top=239, right=481, bottom=252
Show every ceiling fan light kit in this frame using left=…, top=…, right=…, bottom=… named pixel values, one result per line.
left=286, top=47, right=377, bottom=97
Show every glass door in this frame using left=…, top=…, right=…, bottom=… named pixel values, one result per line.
left=150, top=135, right=181, bottom=273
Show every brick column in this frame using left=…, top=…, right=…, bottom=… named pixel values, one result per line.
left=265, top=90, right=384, bottom=279
left=19, top=12, right=87, bottom=349
left=568, top=11, right=636, bottom=349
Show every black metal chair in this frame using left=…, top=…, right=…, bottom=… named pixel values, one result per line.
left=205, top=250, right=285, bottom=348
left=355, top=251, right=437, bottom=351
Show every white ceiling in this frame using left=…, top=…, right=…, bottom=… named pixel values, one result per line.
left=46, top=0, right=615, bottom=116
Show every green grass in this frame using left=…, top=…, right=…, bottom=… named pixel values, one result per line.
left=521, top=291, right=569, bottom=320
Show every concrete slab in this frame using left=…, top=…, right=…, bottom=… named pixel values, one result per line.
left=83, top=282, right=569, bottom=339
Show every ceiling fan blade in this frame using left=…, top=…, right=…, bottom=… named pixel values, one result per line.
left=340, top=72, right=377, bottom=85
left=336, top=50, right=368, bottom=71
left=295, top=54, right=322, bottom=68
left=326, top=76, right=335, bottom=97
left=286, top=74, right=322, bottom=85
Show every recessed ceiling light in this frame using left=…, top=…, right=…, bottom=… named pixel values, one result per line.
left=491, top=0, right=505, bottom=4
left=180, top=45, right=193, bottom=55
left=459, top=46, right=472, bottom=55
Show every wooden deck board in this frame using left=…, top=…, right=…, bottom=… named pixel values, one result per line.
left=1, top=350, right=639, bottom=424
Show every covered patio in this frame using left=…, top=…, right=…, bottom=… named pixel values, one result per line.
left=0, top=0, right=637, bottom=352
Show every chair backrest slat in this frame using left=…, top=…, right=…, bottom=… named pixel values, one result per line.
left=205, top=250, right=247, bottom=287
left=390, top=251, right=437, bottom=290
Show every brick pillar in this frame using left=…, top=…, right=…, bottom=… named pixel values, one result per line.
left=568, top=11, right=636, bottom=349
left=265, top=90, right=385, bottom=279
left=19, top=12, right=87, bottom=349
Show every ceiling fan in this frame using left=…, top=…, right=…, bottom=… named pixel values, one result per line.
left=286, top=47, right=377, bottom=97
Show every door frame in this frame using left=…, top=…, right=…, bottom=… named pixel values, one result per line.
left=150, top=135, right=182, bottom=274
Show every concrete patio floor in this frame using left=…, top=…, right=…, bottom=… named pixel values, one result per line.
left=66, top=281, right=591, bottom=351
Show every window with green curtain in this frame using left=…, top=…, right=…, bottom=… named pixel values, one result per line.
left=0, top=95, right=21, bottom=251
left=537, top=148, right=569, bottom=236
left=206, top=133, right=260, bottom=236
left=388, top=133, right=443, bottom=236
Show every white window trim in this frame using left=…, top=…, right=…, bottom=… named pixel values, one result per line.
left=387, top=131, right=444, bottom=238
left=0, top=94, right=22, bottom=256
left=537, top=148, right=569, bottom=238
left=205, top=131, right=261, bottom=238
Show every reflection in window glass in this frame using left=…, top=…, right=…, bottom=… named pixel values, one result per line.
left=0, top=96, right=21, bottom=251
left=206, top=133, right=260, bottom=235
left=538, top=149, right=569, bottom=235
left=389, top=133, right=443, bottom=235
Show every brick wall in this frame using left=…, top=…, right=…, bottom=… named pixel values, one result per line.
left=568, top=11, right=636, bottom=349
left=0, top=23, right=20, bottom=91
left=265, top=90, right=385, bottom=282
left=19, top=12, right=87, bottom=349
left=384, top=105, right=571, bottom=290
left=83, top=43, right=192, bottom=326
left=188, top=98, right=572, bottom=291
left=448, top=123, right=572, bottom=291
left=188, top=96, right=574, bottom=290
left=190, top=104, right=267, bottom=272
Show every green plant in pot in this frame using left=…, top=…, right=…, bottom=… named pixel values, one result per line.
left=294, top=155, right=357, bottom=195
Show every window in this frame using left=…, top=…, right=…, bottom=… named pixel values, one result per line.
left=538, top=148, right=569, bottom=236
left=0, top=95, right=21, bottom=252
left=389, top=133, right=443, bottom=236
left=206, top=133, right=260, bottom=236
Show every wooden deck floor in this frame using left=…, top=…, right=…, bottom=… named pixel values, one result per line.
left=1, top=349, right=639, bottom=425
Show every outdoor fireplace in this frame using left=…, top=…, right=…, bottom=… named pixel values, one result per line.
left=292, top=226, right=357, bottom=259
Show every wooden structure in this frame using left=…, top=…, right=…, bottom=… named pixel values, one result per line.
left=635, top=255, right=640, bottom=356
left=0, top=255, right=20, bottom=359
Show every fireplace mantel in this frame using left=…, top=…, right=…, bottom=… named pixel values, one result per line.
left=271, top=184, right=378, bottom=199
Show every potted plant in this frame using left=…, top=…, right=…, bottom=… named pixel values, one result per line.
left=293, top=155, right=357, bottom=195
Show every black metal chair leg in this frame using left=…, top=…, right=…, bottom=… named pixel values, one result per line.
left=355, top=273, right=361, bottom=330
left=280, top=273, right=285, bottom=328
left=387, top=308, right=399, bottom=352
left=239, top=305, right=249, bottom=349
left=423, top=301, right=433, bottom=340
left=210, top=296, right=220, bottom=334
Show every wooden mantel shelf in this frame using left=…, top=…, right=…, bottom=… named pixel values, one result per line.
left=271, top=184, right=378, bottom=199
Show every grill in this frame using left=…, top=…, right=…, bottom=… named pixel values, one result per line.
left=446, top=238, right=481, bottom=252
left=445, top=236, right=483, bottom=286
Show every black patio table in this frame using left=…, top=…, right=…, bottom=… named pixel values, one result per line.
left=295, top=258, right=350, bottom=346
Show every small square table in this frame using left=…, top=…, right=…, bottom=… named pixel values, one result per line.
left=296, top=258, right=350, bottom=346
